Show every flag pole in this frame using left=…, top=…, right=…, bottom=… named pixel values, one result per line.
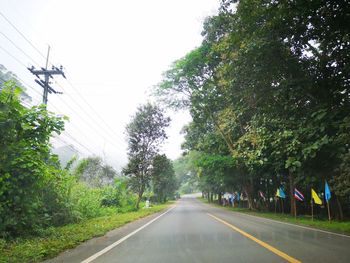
left=281, top=198, right=284, bottom=214
left=294, top=200, right=297, bottom=219
left=327, top=201, right=331, bottom=222
left=311, top=199, right=314, bottom=221
left=274, top=197, right=277, bottom=214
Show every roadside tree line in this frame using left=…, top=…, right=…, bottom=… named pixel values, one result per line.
left=157, top=0, right=350, bottom=219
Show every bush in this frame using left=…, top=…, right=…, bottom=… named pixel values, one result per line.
left=0, top=82, right=65, bottom=237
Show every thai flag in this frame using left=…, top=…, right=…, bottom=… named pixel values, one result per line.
left=294, top=188, right=304, bottom=201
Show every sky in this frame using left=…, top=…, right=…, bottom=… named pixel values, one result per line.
left=0, top=0, right=220, bottom=170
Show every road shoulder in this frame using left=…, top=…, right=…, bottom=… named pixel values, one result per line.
left=44, top=206, right=173, bottom=263
left=198, top=197, right=350, bottom=237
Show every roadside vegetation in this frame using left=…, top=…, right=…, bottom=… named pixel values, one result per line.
left=0, top=203, right=170, bottom=263
left=0, top=81, right=177, bottom=261
left=199, top=197, right=350, bottom=235
left=158, top=0, right=350, bottom=221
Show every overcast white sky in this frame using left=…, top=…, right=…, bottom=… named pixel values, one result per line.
left=0, top=0, right=219, bottom=169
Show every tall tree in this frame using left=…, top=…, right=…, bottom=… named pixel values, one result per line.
left=123, top=103, right=170, bottom=209
left=156, top=0, right=350, bottom=215
left=151, top=154, right=177, bottom=203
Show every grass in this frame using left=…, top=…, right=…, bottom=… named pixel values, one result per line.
left=198, top=197, right=350, bottom=235
left=0, top=203, right=171, bottom=263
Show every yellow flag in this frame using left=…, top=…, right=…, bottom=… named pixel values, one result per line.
left=275, top=189, right=280, bottom=197
left=311, top=189, right=322, bottom=205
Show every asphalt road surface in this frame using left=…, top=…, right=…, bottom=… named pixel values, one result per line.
left=47, top=196, right=350, bottom=263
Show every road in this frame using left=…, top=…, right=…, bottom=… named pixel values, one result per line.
left=47, top=196, right=350, bottom=263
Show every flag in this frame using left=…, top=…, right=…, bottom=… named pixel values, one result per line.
left=259, top=190, right=266, bottom=201
left=232, top=193, right=236, bottom=201
left=275, top=188, right=280, bottom=197
left=325, top=181, right=331, bottom=202
left=294, top=188, right=304, bottom=201
left=276, top=187, right=286, bottom=198
left=311, top=188, right=322, bottom=205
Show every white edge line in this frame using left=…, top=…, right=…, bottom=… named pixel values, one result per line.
left=226, top=208, right=350, bottom=238
left=81, top=206, right=176, bottom=263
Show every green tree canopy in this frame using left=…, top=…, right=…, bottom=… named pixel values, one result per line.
left=123, top=103, right=170, bottom=208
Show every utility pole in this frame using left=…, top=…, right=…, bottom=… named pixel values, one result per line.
left=28, top=46, right=66, bottom=105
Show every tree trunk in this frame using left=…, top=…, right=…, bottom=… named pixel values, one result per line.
left=218, top=192, right=222, bottom=205
left=288, top=171, right=296, bottom=217
left=244, top=185, right=255, bottom=210
left=207, top=192, right=210, bottom=203
left=136, top=187, right=144, bottom=209
left=335, top=194, right=344, bottom=221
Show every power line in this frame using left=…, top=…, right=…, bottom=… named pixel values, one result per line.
left=53, top=92, right=126, bottom=153
left=0, top=31, right=41, bottom=67
left=60, top=131, right=96, bottom=156
left=0, top=44, right=28, bottom=68
left=64, top=78, right=126, bottom=145
left=0, top=42, right=122, bottom=151
left=1, top=47, right=122, bottom=154
left=51, top=136, right=85, bottom=157
left=0, top=11, right=47, bottom=62
left=0, top=13, right=126, bottom=149
left=0, top=55, right=101, bottom=157
left=0, top=16, right=126, bottom=158
left=15, top=75, right=42, bottom=97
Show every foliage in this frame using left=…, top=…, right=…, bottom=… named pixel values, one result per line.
left=0, top=81, right=144, bottom=240
left=151, top=154, right=177, bottom=202
left=0, top=65, right=31, bottom=102
left=73, top=156, right=117, bottom=187
left=0, top=81, right=66, bottom=236
left=123, top=103, right=170, bottom=208
left=0, top=202, right=171, bottom=263
left=156, top=0, right=350, bottom=217
left=173, top=151, right=200, bottom=194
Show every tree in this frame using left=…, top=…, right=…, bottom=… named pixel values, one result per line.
left=151, top=154, right=177, bottom=203
left=0, top=81, right=66, bottom=236
left=156, top=0, right=350, bottom=216
left=173, top=151, right=201, bottom=194
left=123, top=103, right=170, bottom=209
left=74, top=157, right=117, bottom=187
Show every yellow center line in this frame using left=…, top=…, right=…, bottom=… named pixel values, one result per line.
left=207, top=213, right=302, bottom=263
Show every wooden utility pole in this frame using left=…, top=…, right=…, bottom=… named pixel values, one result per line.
left=28, top=46, right=65, bottom=105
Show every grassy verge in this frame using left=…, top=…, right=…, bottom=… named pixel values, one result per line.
left=198, top=197, right=350, bottom=235
left=0, top=203, right=171, bottom=263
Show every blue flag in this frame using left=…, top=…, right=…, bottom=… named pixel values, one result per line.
left=279, top=187, right=286, bottom=198
left=325, top=181, right=331, bottom=202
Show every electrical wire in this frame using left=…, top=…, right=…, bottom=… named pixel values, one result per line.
left=53, top=92, right=126, bottom=153
left=0, top=11, right=47, bottom=62
left=0, top=31, right=41, bottom=67
left=0, top=44, right=28, bottom=68
left=0, top=12, right=126, bottom=149
left=0, top=13, right=127, bottom=159
left=0, top=41, right=124, bottom=152
left=64, top=78, right=126, bottom=145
